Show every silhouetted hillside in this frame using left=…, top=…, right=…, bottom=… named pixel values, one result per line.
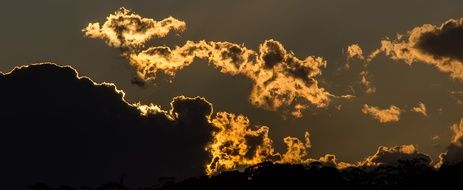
left=28, top=161, right=463, bottom=190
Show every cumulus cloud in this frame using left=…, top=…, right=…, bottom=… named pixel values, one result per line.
left=205, top=111, right=316, bottom=175
left=0, top=63, right=215, bottom=188
left=438, top=117, right=463, bottom=167
left=204, top=110, right=351, bottom=175
left=83, top=7, right=185, bottom=49
left=0, top=63, right=321, bottom=186
left=79, top=6, right=454, bottom=181
left=206, top=113, right=433, bottom=173
left=411, top=102, right=428, bottom=117
left=206, top=112, right=275, bottom=175
left=2, top=64, right=446, bottom=187
left=84, top=8, right=334, bottom=117
left=369, top=18, right=463, bottom=81
left=278, top=132, right=311, bottom=164
left=360, top=145, right=432, bottom=167
left=244, top=40, right=331, bottom=114
left=361, top=104, right=401, bottom=123
left=7, top=64, right=437, bottom=184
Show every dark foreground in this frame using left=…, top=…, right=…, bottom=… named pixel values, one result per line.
left=29, top=161, right=463, bottom=190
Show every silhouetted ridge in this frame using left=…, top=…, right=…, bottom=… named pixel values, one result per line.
left=28, top=161, right=463, bottom=190
left=156, top=161, right=462, bottom=190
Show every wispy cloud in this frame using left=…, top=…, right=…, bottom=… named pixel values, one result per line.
left=411, top=102, right=428, bottom=117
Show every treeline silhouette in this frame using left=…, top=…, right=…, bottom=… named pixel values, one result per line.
left=29, top=160, right=463, bottom=190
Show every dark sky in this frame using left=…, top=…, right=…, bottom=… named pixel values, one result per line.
left=2, top=0, right=463, bottom=187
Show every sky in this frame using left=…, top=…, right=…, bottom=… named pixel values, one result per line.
left=2, top=0, right=463, bottom=188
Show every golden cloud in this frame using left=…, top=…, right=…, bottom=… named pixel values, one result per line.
left=361, top=104, right=401, bottom=123
left=360, top=71, right=376, bottom=94
left=369, top=18, right=463, bottom=81
left=450, top=118, right=463, bottom=146
left=84, top=8, right=334, bottom=117
left=205, top=111, right=318, bottom=175
left=346, top=44, right=364, bottom=60
left=206, top=112, right=275, bottom=175
left=344, top=44, right=376, bottom=94
left=278, top=132, right=311, bottom=164
left=83, top=7, right=186, bottom=49
left=411, top=102, right=428, bottom=117
left=204, top=110, right=379, bottom=174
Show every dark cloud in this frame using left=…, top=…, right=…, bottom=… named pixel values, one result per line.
left=439, top=143, right=463, bottom=167
left=438, top=117, right=463, bottom=167
left=0, top=63, right=213, bottom=189
left=4, top=63, right=459, bottom=190
left=0, top=63, right=344, bottom=189
left=369, top=18, right=463, bottom=81
left=415, top=19, right=463, bottom=62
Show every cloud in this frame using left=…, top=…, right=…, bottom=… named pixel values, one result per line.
left=346, top=44, right=364, bottom=60
left=360, top=145, right=432, bottom=167
left=128, top=40, right=212, bottom=79
left=0, top=63, right=321, bottom=187
left=411, top=102, right=428, bottom=117
left=244, top=40, right=331, bottom=114
left=432, top=135, right=441, bottom=147
left=206, top=112, right=275, bottom=175
left=344, top=44, right=376, bottom=94
left=315, top=154, right=341, bottom=168
left=449, top=90, right=463, bottom=105
left=278, top=132, right=311, bottom=164
left=7, top=63, right=434, bottom=186
left=0, top=63, right=214, bottom=188
left=207, top=115, right=439, bottom=172
left=83, top=7, right=185, bottom=49
left=84, top=8, right=334, bottom=117
left=450, top=119, right=463, bottom=145
left=360, top=71, right=376, bottom=94
left=81, top=6, right=463, bottom=183
left=205, top=111, right=315, bottom=175
left=361, top=104, right=401, bottom=123
left=204, top=110, right=426, bottom=173
left=369, top=18, right=463, bottom=81
left=2, top=63, right=447, bottom=188
left=438, top=117, right=463, bottom=167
